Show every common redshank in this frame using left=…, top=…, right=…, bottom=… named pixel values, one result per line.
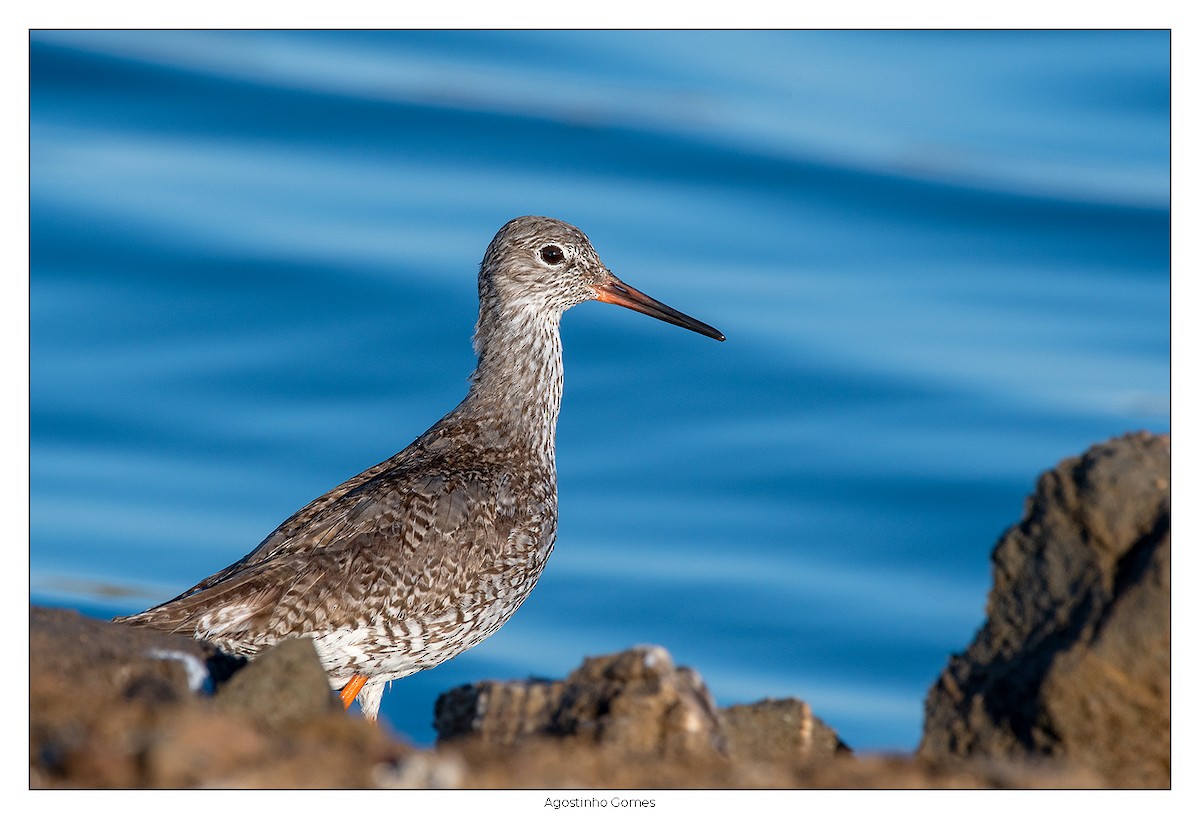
left=116, top=216, right=723, bottom=719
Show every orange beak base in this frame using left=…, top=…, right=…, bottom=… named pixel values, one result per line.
left=594, top=277, right=725, bottom=341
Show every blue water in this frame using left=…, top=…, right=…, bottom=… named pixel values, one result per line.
left=29, top=30, right=1169, bottom=751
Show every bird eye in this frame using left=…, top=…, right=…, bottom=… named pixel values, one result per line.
left=539, top=245, right=565, bottom=265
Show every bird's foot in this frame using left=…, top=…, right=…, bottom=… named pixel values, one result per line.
left=340, top=674, right=368, bottom=711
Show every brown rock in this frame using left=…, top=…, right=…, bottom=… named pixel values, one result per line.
left=29, top=604, right=240, bottom=703
left=557, top=646, right=727, bottom=756
left=435, top=677, right=567, bottom=745
left=920, top=432, right=1170, bottom=787
left=29, top=606, right=412, bottom=788
left=214, top=638, right=340, bottom=730
left=140, top=708, right=271, bottom=787
left=436, top=645, right=727, bottom=756
left=722, top=698, right=850, bottom=765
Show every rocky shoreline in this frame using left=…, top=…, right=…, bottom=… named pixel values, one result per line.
left=29, top=432, right=1169, bottom=788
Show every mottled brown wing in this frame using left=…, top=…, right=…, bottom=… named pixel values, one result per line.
left=115, top=553, right=324, bottom=646
left=117, top=465, right=511, bottom=649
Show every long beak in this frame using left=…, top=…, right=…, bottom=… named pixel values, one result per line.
left=593, top=275, right=725, bottom=342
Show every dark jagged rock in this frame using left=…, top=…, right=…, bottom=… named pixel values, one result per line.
left=920, top=432, right=1170, bottom=788
left=436, top=645, right=727, bottom=756
left=435, top=677, right=566, bottom=745
left=434, top=648, right=865, bottom=786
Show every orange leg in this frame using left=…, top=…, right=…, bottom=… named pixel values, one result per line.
left=340, top=674, right=368, bottom=710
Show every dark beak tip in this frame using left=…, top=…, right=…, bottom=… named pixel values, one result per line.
left=594, top=279, right=724, bottom=343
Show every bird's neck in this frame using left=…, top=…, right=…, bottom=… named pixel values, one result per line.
left=460, top=301, right=564, bottom=462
